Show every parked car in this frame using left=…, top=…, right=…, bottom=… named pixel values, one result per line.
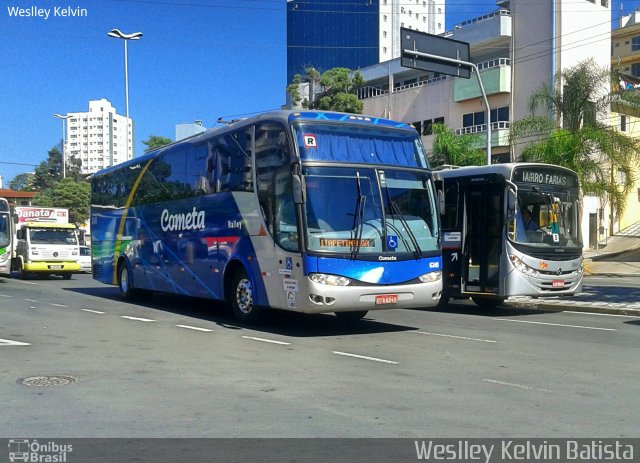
left=79, top=246, right=92, bottom=273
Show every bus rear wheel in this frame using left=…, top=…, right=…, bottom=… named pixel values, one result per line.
left=334, top=310, right=368, bottom=322
left=230, top=268, right=262, bottom=323
left=471, top=296, right=505, bottom=308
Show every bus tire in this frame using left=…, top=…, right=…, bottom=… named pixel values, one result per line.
left=230, top=268, right=262, bottom=323
left=436, top=293, right=450, bottom=309
left=334, top=310, right=368, bottom=322
left=471, top=296, right=505, bottom=308
left=118, top=261, right=136, bottom=300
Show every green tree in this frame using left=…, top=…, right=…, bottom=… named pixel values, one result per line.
left=287, top=67, right=364, bottom=114
left=509, top=59, right=640, bottom=231
left=8, top=173, right=36, bottom=191
left=32, top=146, right=63, bottom=191
left=34, top=178, right=91, bottom=225
left=430, top=123, right=486, bottom=168
left=143, top=135, right=172, bottom=153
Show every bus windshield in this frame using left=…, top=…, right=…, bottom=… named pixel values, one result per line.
left=302, top=166, right=439, bottom=256
left=0, top=214, right=9, bottom=248
left=510, top=187, right=582, bottom=248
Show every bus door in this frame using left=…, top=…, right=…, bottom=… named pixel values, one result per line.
left=462, top=182, right=503, bottom=295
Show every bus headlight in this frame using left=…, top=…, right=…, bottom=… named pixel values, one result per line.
left=509, top=255, right=540, bottom=277
left=309, top=273, right=351, bottom=286
left=419, top=271, right=442, bottom=283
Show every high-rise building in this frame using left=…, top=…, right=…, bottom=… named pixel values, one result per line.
left=64, top=99, right=133, bottom=175
left=286, top=0, right=444, bottom=83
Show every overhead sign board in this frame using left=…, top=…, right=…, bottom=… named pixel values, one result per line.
left=400, top=28, right=472, bottom=79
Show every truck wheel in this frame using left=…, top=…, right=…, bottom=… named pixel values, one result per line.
left=230, top=268, right=262, bottom=323
left=18, top=262, right=29, bottom=280
left=62, top=274, right=72, bottom=280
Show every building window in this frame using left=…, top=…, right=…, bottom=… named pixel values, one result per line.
left=621, top=115, right=627, bottom=132
left=383, top=31, right=387, bottom=38
left=632, top=36, right=640, bottom=51
left=383, top=14, right=387, bottom=21
left=601, top=0, right=608, bottom=5
left=383, top=47, right=388, bottom=54
left=632, top=63, right=640, bottom=77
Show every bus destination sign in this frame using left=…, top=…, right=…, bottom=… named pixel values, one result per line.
left=513, top=167, right=577, bottom=188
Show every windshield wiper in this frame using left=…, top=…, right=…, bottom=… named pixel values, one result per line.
left=383, top=189, right=422, bottom=259
left=350, top=172, right=366, bottom=259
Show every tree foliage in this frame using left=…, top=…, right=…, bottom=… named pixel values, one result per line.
left=287, top=67, right=365, bottom=114
left=430, top=123, right=486, bottom=168
left=8, top=173, right=36, bottom=191
left=34, top=178, right=91, bottom=225
left=509, top=58, right=640, bottom=222
left=143, top=135, right=173, bottom=153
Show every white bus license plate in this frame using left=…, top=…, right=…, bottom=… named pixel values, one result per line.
left=49, top=265, right=62, bottom=270
left=552, top=280, right=565, bottom=288
left=375, top=294, right=398, bottom=305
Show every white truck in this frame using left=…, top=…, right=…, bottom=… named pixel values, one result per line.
left=12, top=206, right=81, bottom=279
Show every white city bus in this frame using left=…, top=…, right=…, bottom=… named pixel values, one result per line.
left=437, top=163, right=583, bottom=307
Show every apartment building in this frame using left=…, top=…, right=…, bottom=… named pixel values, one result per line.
left=64, top=99, right=133, bottom=175
left=286, top=0, right=444, bottom=83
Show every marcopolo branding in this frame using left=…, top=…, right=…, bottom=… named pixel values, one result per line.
left=160, top=207, right=206, bottom=232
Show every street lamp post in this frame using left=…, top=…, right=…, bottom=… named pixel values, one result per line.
left=53, top=113, right=71, bottom=178
left=107, top=28, right=143, bottom=161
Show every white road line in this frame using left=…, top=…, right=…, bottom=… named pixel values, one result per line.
left=15, top=280, right=37, bottom=285
left=51, top=303, right=68, bottom=308
left=176, top=324, right=214, bottom=332
left=121, top=316, right=155, bottom=322
left=564, top=311, right=640, bottom=319
left=23, top=298, right=38, bottom=303
left=0, top=338, right=31, bottom=346
left=483, top=378, right=553, bottom=393
left=0, top=294, right=12, bottom=298
left=81, top=309, right=105, bottom=314
left=494, top=318, right=617, bottom=331
left=241, top=336, right=290, bottom=345
left=416, top=331, right=496, bottom=343
left=332, top=351, right=399, bottom=365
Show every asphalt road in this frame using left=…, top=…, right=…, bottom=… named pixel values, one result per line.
left=1, top=274, right=639, bottom=439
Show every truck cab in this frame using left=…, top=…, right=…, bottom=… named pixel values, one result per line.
left=15, top=222, right=81, bottom=279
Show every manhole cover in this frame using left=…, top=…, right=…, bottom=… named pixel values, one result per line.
left=17, top=375, right=78, bottom=387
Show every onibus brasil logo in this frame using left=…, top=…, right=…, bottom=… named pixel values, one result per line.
left=8, top=439, right=73, bottom=462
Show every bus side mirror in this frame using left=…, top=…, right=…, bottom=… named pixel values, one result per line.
left=292, top=174, right=305, bottom=204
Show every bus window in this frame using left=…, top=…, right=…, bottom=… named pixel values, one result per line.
left=217, top=129, right=253, bottom=192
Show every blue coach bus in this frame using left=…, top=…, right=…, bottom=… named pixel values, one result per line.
left=91, top=111, right=442, bottom=322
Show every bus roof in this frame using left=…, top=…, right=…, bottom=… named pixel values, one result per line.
left=436, top=162, right=578, bottom=181
left=92, top=110, right=417, bottom=179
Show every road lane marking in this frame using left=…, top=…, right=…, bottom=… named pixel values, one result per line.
left=176, top=324, right=213, bottom=332
left=332, top=351, right=399, bottom=364
left=416, top=331, right=496, bottom=343
left=565, top=311, right=640, bottom=319
left=121, top=316, right=155, bottom=322
left=483, top=378, right=553, bottom=393
left=0, top=294, right=12, bottom=298
left=0, top=338, right=31, bottom=346
left=81, top=309, right=104, bottom=314
left=241, top=336, right=290, bottom=345
left=494, top=318, right=617, bottom=331
left=51, top=303, right=68, bottom=308
left=15, top=280, right=37, bottom=285
left=24, top=298, right=38, bottom=303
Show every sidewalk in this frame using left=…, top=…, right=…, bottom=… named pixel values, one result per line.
left=583, top=235, right=640, bottom=276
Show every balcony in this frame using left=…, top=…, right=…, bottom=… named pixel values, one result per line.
left=454, top=58, right=511, bottom=102
left=455, top=121, right=510, bottom=148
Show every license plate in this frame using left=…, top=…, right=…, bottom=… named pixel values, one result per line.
left=49, top=265, right=62, bottom=270
left=375, top=294, right=398, bottom=305
left=552, top=280, right=565, bottom=288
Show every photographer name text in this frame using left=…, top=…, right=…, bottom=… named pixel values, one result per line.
left=7, top=5, right=88, bottom=19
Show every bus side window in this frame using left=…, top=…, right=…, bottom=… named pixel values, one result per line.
left=218, top=129, right=253, bottom=192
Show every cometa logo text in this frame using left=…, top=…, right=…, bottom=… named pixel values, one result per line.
left=161, top=207, right=206, bottom=232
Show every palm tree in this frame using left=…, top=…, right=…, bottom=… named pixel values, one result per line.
left=509, top=59, right=640, bottom=234
left=429, top=123, right=486, bottom=168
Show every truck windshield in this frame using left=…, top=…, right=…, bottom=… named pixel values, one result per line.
left=302, top=166, right=439, bottom=256
left=509, top=187, right=582, bottom=248
left=29, top=228, right=77, bottom=245
left=0, top=214, right=9, bottom=247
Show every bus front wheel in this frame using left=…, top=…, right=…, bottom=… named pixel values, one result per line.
left=471, top=296, right=505, bottom=308
left=230, top=268, right=262, bottom=323
left=118, top=262, right=136, bottom=300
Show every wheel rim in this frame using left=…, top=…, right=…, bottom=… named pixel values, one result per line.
left=235, top=278, right=253, bottom=314
left=120, top=266, right=129, bottom=293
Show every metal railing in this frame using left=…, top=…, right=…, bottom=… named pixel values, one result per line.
left=454, top=121, right=510, bottom=135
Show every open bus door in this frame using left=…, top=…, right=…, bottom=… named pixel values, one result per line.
left=461, top=181, right=503, bottom=302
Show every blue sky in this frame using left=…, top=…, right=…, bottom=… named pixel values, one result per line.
left=0, top=0, right=637, bottom=185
